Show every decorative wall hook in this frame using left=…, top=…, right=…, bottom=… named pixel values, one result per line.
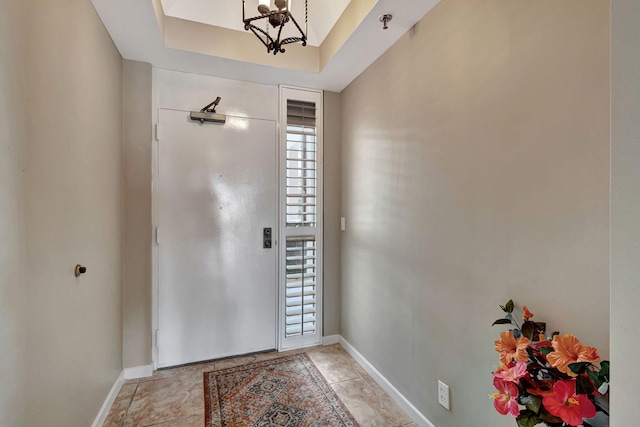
left=74, top=264, right=87, bottom=277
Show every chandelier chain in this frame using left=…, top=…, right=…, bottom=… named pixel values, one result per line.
left=305, top=0, right=308, bottom=36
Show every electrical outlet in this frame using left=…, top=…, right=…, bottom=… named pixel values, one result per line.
left=438, top=380, right=450, bottom=410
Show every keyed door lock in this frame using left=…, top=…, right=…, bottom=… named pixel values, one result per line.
left=263, top=228, right=272, bottom=249
left=74, top=264, right=87, bottom=277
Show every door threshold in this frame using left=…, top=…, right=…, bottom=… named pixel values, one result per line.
left=157, top=348, right=277, bottom=371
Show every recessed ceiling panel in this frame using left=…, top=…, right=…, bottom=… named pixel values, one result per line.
left=161, top=0, right=351, bottom=47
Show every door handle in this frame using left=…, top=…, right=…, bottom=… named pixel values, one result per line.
left=263, top=228, right=272, bottom=249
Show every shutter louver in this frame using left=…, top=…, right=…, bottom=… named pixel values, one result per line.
left=286, top=100, right=316, bottom=228
left=285, top=237, right=317, bottom=337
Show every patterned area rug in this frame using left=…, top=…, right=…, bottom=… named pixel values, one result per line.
left=204, top=353, right=359, bottom=427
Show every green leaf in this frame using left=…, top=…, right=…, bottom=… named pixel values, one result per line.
left=569, top=362, right=589, bottom=375
left=521, top=321, right=537, bottom=340
left=520, top=395, right=542, bottom=414
left=599, top=361, right=610, bottom=379
left=576, top=374, right=596, bottom=395
left=505, top=299, right=514, bottom=313
left=516, top=409, right=541, bottom=427
left=539, top=407, right=563, bottom=424
left=588, top=368, right=604, bottom=389
left=538, top=346, right=553, bottom=355
left=492, top=318, right=513, bottom=326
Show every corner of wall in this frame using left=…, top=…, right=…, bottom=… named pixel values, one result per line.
left=122, top=60, right=154, bottom=369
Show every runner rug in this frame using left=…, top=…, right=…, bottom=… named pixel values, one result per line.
left=204, top=353, right=359, bottom=427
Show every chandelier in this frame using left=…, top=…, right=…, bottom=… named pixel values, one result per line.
left=242, top=0, right=308, bottom=55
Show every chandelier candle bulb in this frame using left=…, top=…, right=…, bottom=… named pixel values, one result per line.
left=258, top=0, right=270, bottom=15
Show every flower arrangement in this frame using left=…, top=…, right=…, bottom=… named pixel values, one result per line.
left=491, top=300, right=609, bottom=427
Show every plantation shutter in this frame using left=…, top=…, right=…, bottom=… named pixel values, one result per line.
left=279, top=87, right=323, bottom=350
left=285, top=237, right=317, bottom=337
left=286, top=100, right=317, bottom=228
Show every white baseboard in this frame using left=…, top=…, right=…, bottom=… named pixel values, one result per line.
left=124, top=364, right=154, bottom=379
left=322, top=334, right=341, bottom=345
left=91, top=371, right=124, bottom=427
left=338, top=337, right=436, bottom=427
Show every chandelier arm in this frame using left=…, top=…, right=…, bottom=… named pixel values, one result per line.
left=247, top=25, right=275, bottom=51
left=273, top=20, right=286, bottom=54
left=243, top=10, right=281, bottom=25
left=287, top=15, right=307, bottom=45
left=279, top=37, right=304, bottom=46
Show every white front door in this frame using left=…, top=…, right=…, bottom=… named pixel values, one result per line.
left=157, top=109, right=277, bottom=368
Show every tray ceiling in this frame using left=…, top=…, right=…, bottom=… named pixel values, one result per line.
left=91, top=0, right=441, bottom=91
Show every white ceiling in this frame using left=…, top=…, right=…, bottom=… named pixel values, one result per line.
left=91, top=0, right=441, bottom=92
left=161, top=0, right=352, bottom=47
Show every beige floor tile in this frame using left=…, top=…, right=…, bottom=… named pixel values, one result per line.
left=331, top=378, right=413, bottom=427
left=145, top=414, right=205, bottom=427
left=102, top=383, right=138, bottom=427
left=122, top=375, right=204, bottom=427
left=306, top=344, right=361, bottom=384
left=212, top=354, right=257, bottom=370
left=141, top=363, right=200, bottom=383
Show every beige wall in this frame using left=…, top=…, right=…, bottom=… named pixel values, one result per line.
left=0, top=0, right=124, bottom=425
left=123, top=60, right=153, bottom=368
left=611, top=0, right=640, bottom=425
left=0, top=0, right=27, bottom=425
left=323, top=91, right=342, bottom=336
left=340, top=1, right=610, bottom=426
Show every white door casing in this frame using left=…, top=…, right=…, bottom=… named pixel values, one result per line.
left=156, top=109, right=278, bottom=367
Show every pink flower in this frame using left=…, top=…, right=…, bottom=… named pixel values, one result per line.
left=491, top=377, right=520, bottom=417
left=542, top=380, right=597, bottom=426
left=493, top=361, right=528, bottom=383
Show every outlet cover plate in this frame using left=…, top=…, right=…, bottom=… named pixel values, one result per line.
left=438, top=380, right=450, bottom=410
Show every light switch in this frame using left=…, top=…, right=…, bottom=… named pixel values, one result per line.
left=340, top=217, right=346, bottom=231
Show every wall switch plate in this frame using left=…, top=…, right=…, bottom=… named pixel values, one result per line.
left=340, top=217, right=346, bottom=231
left=438, top=380, right=450, bottom=410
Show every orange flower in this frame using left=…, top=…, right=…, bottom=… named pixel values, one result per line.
left=494, top=331, right=531, bottom=365
left=522, top=306, right=534, bottom=321
left=546, top=334, right=600, bottom=377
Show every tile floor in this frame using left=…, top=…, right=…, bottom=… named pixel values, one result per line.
left=103, top=344, right=417, bottom=427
